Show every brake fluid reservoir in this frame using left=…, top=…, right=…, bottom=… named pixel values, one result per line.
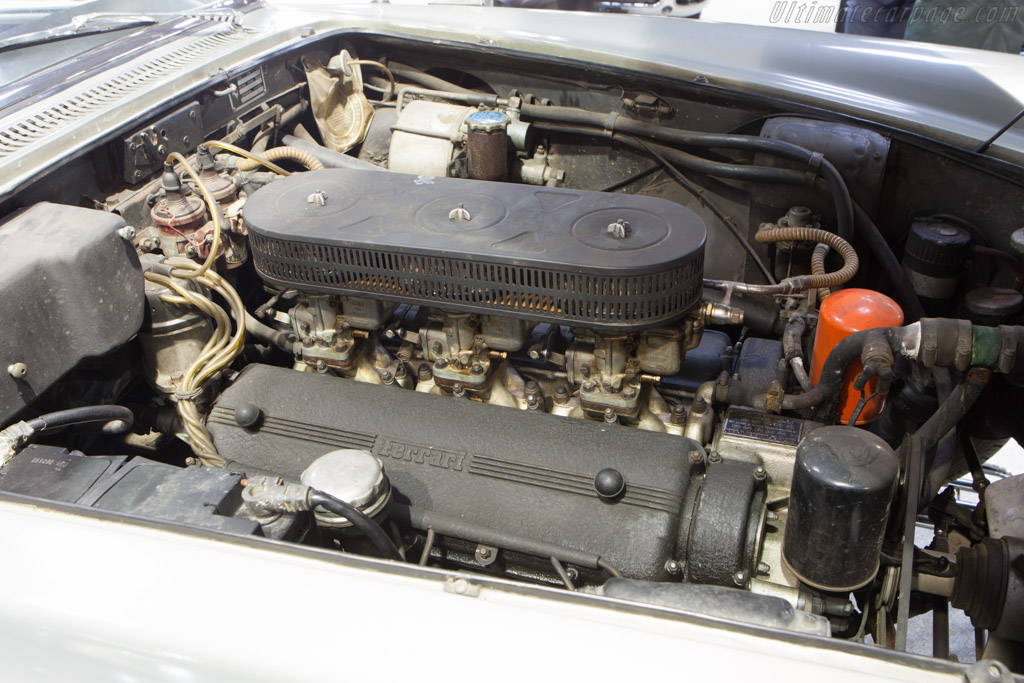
left=809, top=289, right=904, bottom=424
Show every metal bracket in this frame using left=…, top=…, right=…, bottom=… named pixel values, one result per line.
left=122, top=101, right=203, bottom=183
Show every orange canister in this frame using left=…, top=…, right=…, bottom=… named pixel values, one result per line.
left=810, top=289, right=904, bottom=424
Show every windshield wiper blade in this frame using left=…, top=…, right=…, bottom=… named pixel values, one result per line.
left=0, top=13, right=157, bottom=53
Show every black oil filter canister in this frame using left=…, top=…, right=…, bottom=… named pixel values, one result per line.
left=782, top=426, right=898, bottom=591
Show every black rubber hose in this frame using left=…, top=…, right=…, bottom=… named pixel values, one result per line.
left=308, top=490, right=404, bottom=561
left=388, top=63, right=478, bottom=94
left=25, top=405, right=134, bottom=433
left=519, top=104, right=855, bottom=241
left=612, top=133, right=810, bottom=186
left=244, top=312, right=295, bottom=353
left=914, top=379, right=987, bottom=454
left=626, top=136, right=776, bottom=284
left=849, top=196, right=926, bottom=322
left=532, top=123, right=808, bottom=188
left=281, top=135, right=385, bottom=172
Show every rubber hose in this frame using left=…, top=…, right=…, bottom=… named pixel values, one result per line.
left=783, top=316, right=815, bottom=393
left=388, top=63, right=478, bottom=94
left=25, top=405, right=134, bottom=433
left=308, top=490, right=403, bottom=561
left=281, top=135, right=385, bottom=171
left=244, top=312, right=294, bottom=352
left=754, top=226, right=858, bottom=290
left=235, top=146, right=324, bottom=172
left=611, top=133, right=812, bottom=186
left=914, top=379, right=987, bottom=453
left=519, top=103, right=855, bottom=241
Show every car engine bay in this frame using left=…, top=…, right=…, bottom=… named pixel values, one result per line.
left=1, top=31, right=1023, bottom=664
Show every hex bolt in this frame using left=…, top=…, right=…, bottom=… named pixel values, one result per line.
left=754, top=465, right=767, bottom=481
left=478, top=547, right=491, bottom=560
left=665, top=560, right=682, bottom=575
left=603, top=407, right=617, bottom=424
left=582, top=381, right=595, bottom=393
left=670, top=403, right=686, bottom=425
left=689, top=451, right=704, bottom=465
left=452, top=383, right=465, bottom=398
left=315, top=360, right=328, bottom=373
left=381, top=370, right=394, bottom=385
left=553, top=385, right=569, bottom=404
left=691, top=395, right=707, bottom=415
left=434, top=358, right=448, bottom=370
left=621, top=386, right=636, bottom=400
left=732, top=570, right=748, bottom=586
left=471, top=362, right=484, bottom=375
left=708, top=450, right=722, bottom=464
left=7, top=362, right=27, bottom=379
left=417, top=364, right=432, bottom=381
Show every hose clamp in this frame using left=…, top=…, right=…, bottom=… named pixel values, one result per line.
left=603, top=112, right=620, bottom=133
left=174, top=387, right=204, bottom=401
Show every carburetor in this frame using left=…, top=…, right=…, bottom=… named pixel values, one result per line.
left=243, top=166, right=708, bottom=428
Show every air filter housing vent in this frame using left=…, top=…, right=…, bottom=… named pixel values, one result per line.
left=244, top=169, right=705, bottom=331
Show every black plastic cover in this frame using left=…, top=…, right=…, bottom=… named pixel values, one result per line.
left=208, top=364, right=706, bottom=580
left=0, top=203, right=145, bottom=422
left=243, top=168, right=705, bottom=331
left=0, top=445, right=259, bottom=535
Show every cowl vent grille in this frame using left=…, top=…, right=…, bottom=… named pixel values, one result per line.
left=0, top=29, right=244, bottom=158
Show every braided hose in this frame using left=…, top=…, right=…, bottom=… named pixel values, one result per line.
left=755, top=226, right=858, bottom=289
left=234, top=146, right=325, bottom=172
left=705, top=226, right=858, bottom=296
left=811, top=243, right=832, bottom=299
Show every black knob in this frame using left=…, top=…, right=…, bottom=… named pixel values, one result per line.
left=234, top=403, right=262, bottom=430
left=594, top=468, right=625, bottom=500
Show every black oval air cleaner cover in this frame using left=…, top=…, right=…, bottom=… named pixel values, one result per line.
left=243, top=168, right=705, bottom=331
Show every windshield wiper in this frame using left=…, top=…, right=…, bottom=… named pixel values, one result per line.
left=0, top=12, right=158, bottom=53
